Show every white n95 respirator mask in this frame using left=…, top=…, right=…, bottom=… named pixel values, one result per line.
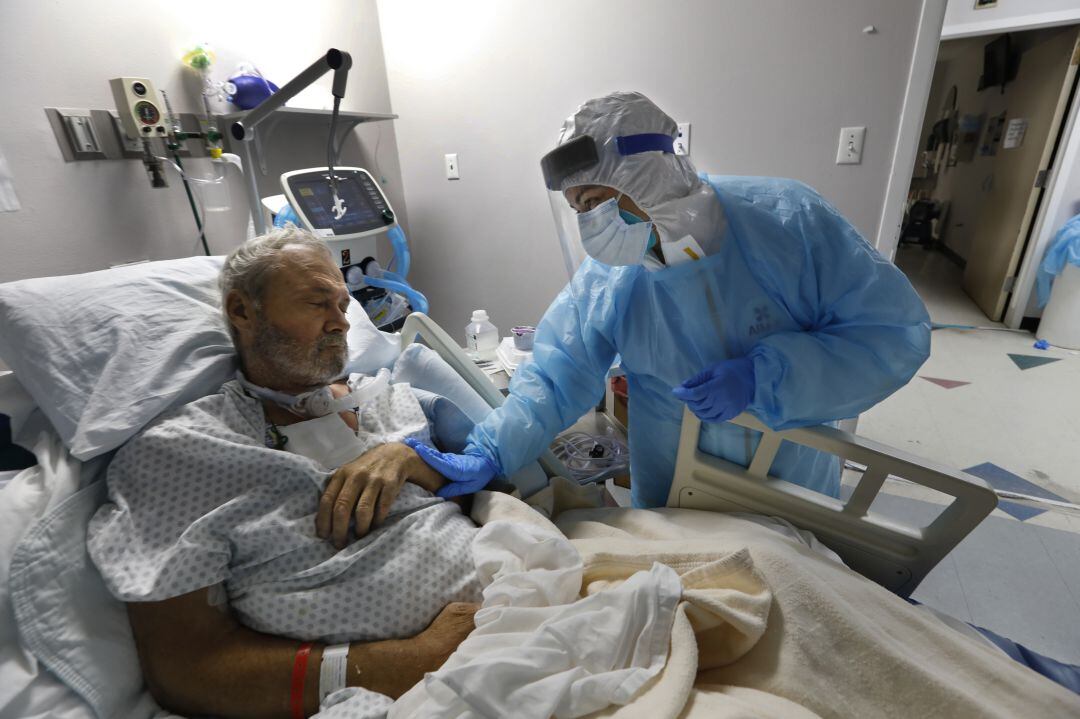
left=577, top=197, right=656, bottom=267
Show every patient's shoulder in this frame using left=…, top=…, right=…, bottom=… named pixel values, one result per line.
left=119, top=382, right=261, bottom=457
left=133, top=392, right=227, bottom=439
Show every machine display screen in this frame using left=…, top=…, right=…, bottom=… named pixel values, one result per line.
left=289, top=173, right=386, bottom=236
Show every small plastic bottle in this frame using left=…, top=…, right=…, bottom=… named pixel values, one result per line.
left=465, top=309, right=499, bottom=361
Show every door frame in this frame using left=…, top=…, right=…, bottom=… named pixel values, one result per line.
left=1005, top=59, right=1080, bottom=328
left=874, top=0, right=948, bottom=261
left=991, top=31, right=1080, bottom=322
left=941, top=7, right=1080, bottom=41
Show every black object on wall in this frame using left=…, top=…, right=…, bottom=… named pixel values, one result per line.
left=978, top=34, right=1022, bottom=94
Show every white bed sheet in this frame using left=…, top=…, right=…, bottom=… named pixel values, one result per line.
left=0, top=470, right=19, bottom=490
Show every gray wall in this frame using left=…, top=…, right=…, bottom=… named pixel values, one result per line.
left=0, top=0, right=405, bottom=283
left=378, top=0, right=928, bottom=336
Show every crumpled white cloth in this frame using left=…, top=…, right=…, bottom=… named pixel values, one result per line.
left=391, top=520, right=682, bottom=719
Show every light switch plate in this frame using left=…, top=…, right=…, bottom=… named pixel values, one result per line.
left=445, top=153, right=460, bottom=180
left=836, top=126, right=866, bottom=165
left=675, top=122, right=691, bottom=156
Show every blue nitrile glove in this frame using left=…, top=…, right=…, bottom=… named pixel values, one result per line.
left=671, top=356, right=756, bottom=423
left=404, top=438, right=499, bottom=498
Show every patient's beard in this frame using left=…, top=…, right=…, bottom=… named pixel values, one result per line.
left=249, top=314, right=347, bottom=389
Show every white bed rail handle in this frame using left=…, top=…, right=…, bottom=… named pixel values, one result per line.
left=667, top=409, right=997, bottom=597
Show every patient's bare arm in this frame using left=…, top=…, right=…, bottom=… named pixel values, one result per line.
left=127, top=588, right=478, bottom=718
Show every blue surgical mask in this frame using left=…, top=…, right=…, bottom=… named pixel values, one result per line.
left=577, top=197, right=656, bottom=266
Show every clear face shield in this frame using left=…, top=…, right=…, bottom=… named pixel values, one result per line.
left=547, top=190, right=588, bottom=280
left=541, top=135, right=600, bottom=280
left=542, top=132, right=680, bottom=277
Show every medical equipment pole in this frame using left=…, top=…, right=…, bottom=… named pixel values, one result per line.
left=171, top=154, right=212, bottom=255
left=237, top=139, right=266, bottom=235
left=229, top=48, right=352, bottom=235
left=160, top=89, right=212, bottom=254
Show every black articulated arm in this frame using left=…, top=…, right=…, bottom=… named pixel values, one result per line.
left=230, top=49, right=353, bottom=142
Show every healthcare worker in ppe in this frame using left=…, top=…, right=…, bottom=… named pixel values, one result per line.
left=406, top=91, right=931, bottom=508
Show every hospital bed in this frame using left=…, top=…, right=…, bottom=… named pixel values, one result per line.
left=399, top=312, right=996, bottom=597
left=0, top=258, right=1074, bottom=719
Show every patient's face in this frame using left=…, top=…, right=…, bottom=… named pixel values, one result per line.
left=246, top=245, right=351, bottom=390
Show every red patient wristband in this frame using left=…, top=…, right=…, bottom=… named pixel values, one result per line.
left=291, top=642, right=313, bottom=719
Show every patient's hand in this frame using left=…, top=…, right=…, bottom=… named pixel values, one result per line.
left=417, top=602, right=480, bottom=670
left=345, top=601, right=480, bottom=700
left=317, top=442, right=448, bottom=548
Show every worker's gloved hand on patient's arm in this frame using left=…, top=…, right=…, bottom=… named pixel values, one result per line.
left=403, top=438, right=499, bottom=498
left=671, top=356, right=756, bottom=423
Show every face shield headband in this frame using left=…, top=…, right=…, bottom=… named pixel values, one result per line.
left=540, top=133, right=676, bottom=191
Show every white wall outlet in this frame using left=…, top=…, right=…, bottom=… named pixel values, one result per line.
left=445, top=153, right=460, bottom=180
left=675, top=122, right=691, bottom=156
left=836, top=126, right=866, bottom=164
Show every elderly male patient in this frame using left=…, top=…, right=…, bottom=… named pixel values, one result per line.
left=88, top=228, right=482, bottom=718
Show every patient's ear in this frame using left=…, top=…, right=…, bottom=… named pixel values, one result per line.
left=225, top=289, right=254, bottom=334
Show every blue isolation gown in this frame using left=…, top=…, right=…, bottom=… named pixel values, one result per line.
left=467, top=176, right=931, bottom=507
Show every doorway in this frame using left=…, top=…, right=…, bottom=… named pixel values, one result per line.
left=855, top=22, right=1080, bottom=662
left=898, top=25, right=1080, bottom=325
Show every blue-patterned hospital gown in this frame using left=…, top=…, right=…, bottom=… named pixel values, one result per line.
left=88, top=379, right=482, bottom=718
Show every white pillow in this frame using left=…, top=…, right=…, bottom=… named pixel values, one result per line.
left=0, top=257, right=400, bottom=461
left=392, top=344, right=498, bottom=424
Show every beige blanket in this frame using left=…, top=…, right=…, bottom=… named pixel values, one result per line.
left=473, top=488, right=1080, bottom=719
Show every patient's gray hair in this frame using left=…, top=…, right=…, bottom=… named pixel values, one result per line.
left=219, top=226, right=333, bottom=340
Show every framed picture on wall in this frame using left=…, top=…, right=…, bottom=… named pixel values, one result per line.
left=956, top=113, right=983, bottom=163
left=980, top=112, right=1007, bottom=156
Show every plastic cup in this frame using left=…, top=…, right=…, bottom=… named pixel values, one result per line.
left=511, top=326, right=536, bottom=351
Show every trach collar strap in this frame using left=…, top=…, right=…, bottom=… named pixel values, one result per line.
left=235, top=370, right=391, bottom=419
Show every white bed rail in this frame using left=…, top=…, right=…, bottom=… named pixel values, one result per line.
left=667, top=409, right=998, bottom=596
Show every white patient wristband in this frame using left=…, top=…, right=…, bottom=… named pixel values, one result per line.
left=319, top=643, right=350, bottom=702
